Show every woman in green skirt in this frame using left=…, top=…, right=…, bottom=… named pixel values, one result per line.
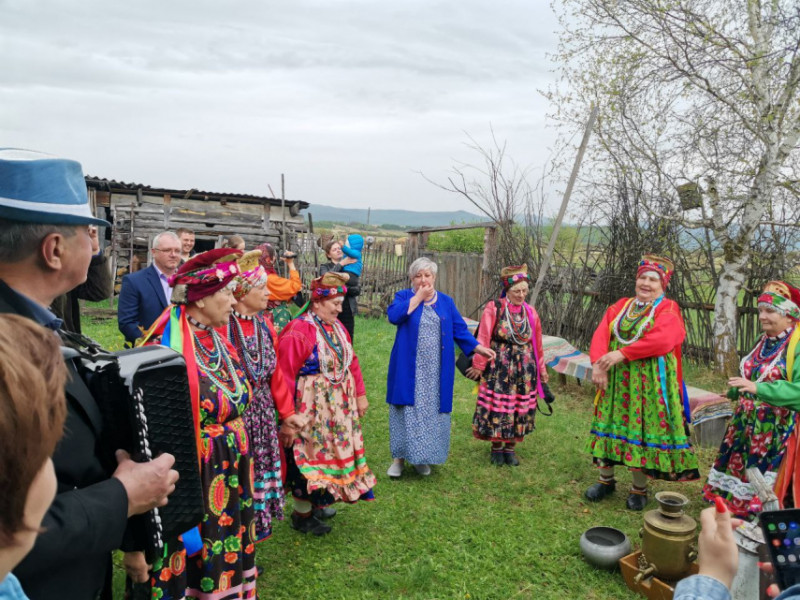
left=584, top=255, right=699, bottom=511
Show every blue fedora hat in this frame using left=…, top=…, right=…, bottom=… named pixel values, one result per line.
left=0, top=148, right=110, bottom=227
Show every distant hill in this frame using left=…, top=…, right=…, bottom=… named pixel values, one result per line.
left=304, top=205, right=485, bottom=228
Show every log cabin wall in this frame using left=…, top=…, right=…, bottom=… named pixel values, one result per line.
left=88, top=179, right=309, bottom=289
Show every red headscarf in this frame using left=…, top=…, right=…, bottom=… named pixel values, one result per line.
left=255, top=243, right=277, bottom=276
left=169, top=248, right=242, bottom=304
left=637, top=254, right=675, bottom=289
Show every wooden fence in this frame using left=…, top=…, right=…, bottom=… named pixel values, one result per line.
left=291, top=231, right=764, bottom=364
left=530, top=276, right=769, bottom=362
left=416, top=251, right=485, bottom=319
left=292, top=236, right=410, bottom=314
left=291, top=234, right=489, bottom=318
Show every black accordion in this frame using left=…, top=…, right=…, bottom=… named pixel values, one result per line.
left=62, top=337, right=204, bottom=561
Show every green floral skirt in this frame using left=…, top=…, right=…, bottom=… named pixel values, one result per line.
left=586, top=352, right=699, bottom=481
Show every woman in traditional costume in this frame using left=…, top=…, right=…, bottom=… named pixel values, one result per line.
left=255, top=242, right=302, bottom=333
left=703, top=280, right=800, bottom=518
left=319, top=239, right=360, bottom=341
left=277, top=271, right=375, bottom=536
left=138, top=248, right=259, bottom=599
left=221, top=250, right=305, bottom=541
left=385, top=257, right=495, bottom=478
left=466, top=265, right=548, bottom=466
left=585, top=254, right=699, bottom=511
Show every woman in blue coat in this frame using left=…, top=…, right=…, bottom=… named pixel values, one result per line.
left=386, top=257, right=495, bottom=477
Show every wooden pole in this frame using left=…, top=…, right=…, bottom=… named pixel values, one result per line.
left=281, top=174, right=287, bottom=252
left=308, top=212, right=318, bottom=271
left=530, top=105, right=598, bottom=306
left=480, top=225, right=497, bottom=311
left=129, top=201, right=135, bottom=272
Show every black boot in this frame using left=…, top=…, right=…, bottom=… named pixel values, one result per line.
left=490, top=450, right=505, bottom=466
left=313, top=506, right=337, bottom=520
left=504, top=449, right=520, bottom=466
left=291, top=512, right=332, bottom=536
left=626, top=487, right=648, bottom=511
left=585, top=479, right=616, bottom=501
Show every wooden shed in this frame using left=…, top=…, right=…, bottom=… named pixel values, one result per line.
left=85, top=177, right=309, bottom=279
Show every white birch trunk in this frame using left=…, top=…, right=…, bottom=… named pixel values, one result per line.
left=713, top=255, right=748, bottom=374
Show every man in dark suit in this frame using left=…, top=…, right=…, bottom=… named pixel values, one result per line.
left=0, top=148, right=179, bottom=600
left=118, top=231, right=181, bottom=344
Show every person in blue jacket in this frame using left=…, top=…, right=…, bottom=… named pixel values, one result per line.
left=341, top=233, right=363, bottom=278
left=340, top=233, right=364, bottom=341
left=385, top=257, right=495, bottom=478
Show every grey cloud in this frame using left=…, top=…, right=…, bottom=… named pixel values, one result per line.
left=0, top=0, right=561, bottom=211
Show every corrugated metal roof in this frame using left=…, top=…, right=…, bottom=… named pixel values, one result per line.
left=85, top=176, right=310, bottom=209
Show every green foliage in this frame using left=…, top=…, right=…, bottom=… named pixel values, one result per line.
left=426, top=228, right=485, bottom=253
left=85, top=315, right=722, bottom=599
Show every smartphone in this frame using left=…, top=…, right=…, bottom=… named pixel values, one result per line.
left=759, top=508, right=800, bottom=589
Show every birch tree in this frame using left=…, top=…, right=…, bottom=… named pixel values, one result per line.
left=549, top=0, right=800, bottom=371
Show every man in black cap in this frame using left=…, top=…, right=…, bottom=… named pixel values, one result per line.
left=0, top=148, right=179, bottom=600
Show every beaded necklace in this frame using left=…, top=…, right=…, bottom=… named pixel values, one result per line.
left=187, top=314, right=213, bottom=331
left=504, top=302, right=531, bottom=345
left=740, top=326, right=794, bottom=384
left=612, top=296, right=663, bottom=346
left=626, top=301, right=651, bottom=320
left=309, top=312, right=353, bottom=384
left=193, top=329, right=247, bottom=402
left=228, top=313, right=272, bottom=382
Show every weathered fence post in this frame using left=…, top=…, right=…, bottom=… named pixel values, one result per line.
left=480, top=225, right=497, bottom=306
left=531, top=105, right=598, bottom=306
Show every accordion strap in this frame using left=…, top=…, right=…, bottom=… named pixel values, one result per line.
left=58, top=328, right=114, bottom=359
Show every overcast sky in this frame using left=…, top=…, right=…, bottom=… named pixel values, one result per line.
left=1, top=0, right=562, bottom=214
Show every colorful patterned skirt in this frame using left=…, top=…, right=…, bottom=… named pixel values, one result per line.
left=703, top=396, right=797, bottom=517
left=243, top=383, right=283, bottom=541
left=473, top=338, right=538, bottom=443
left=150, top=418, right=257, bottom=600
left=287, top=371, right=376, bottom=505
left=268, top=302, right=293, bottom=333
left=586, top=352, right=699, bottom=481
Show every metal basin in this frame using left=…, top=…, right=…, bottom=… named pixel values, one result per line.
left=580, top=526, right=632, bottom=570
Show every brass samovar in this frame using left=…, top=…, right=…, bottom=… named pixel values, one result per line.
left=634, top=491, right=697, bottom=583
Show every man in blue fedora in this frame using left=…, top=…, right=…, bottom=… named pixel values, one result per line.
left=0, top=149, right=179, bottom=600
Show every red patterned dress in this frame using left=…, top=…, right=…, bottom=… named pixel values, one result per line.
left=150, top=329, right=257, bottom=600
left=703, top=326, right=800, bottom=517
left=277, top=313, right=376, bottom=506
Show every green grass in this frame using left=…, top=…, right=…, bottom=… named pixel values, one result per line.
left=81, top=309, right=723, bottom=600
